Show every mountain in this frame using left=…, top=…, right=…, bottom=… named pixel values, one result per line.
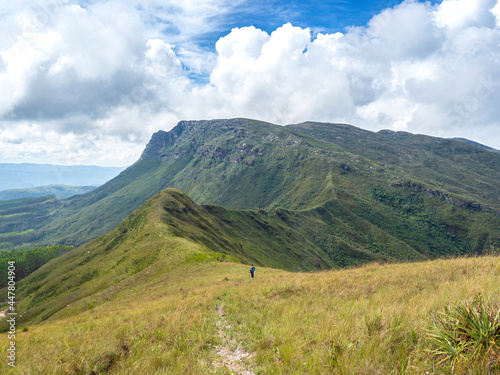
left=2, top=119, right=500, bottom=264
left=0, top=185, right=96, bottom=201
left=0, top=163, right=126, bottom=191
left=450, top=137, right=500, bottom=153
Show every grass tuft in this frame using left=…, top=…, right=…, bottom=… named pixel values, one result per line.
left=428, top=293, right=500, bottom=371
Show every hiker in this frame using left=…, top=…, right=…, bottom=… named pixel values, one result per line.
left=249, top=265, right=255, bottom=278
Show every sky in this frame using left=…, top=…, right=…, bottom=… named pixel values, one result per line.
left=1, top=0, right=500, bottom=166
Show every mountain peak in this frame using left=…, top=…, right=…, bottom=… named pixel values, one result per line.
left=4, top=117, right=500, bottom=253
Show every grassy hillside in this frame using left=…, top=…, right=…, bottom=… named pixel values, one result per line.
left=288, top=122, right=500, bottom=209
left=0, top=245, right=73, bottom=287
left=3, top=119, right=500, bottom=266
left=1, top=229, right=499, bottom=373
left=0, top=188, right=395, bottom=328
left=450, top=137, right=500, bottom=153
left=1, top=188, right=500, bottom=373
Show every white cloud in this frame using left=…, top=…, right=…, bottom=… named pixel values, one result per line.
left=203, top=0, right=500, bottom=147
left=1, top=0, right=500, bottom=166
left=208, top=23, right=355, bottom=124
left=0, top=120, right=144, bottom=167
left=436, top=0, right=497, bottom=32
left=51, top=3, right=145, bottom=80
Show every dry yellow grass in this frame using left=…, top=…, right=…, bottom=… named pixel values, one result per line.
left=2, top=255, right=500, bottom=374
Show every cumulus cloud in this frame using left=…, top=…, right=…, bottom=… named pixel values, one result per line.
left=1, top=0, right=500, bottom=166
left=204, top=0, right=500, bottom=147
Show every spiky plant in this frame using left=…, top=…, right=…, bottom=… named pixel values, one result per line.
left=428, top=294, right=500, bottom=371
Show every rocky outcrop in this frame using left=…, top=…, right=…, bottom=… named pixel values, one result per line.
left=196, top=145, right=228, bottom=160
left=392, top=181, right=500, bottom=215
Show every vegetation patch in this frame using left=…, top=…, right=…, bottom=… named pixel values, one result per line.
left=0, top=229, right=34, bottom=238
left=428, top=293, right=500, bottom=372
left=0, top=245, right=73, bottom=287
left=0, top=212, right=30, bottom=219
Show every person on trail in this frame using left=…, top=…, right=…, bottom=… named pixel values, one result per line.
left=250, top=265, right=255, bottom=278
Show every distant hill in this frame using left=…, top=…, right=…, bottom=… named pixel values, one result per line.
left=0, top=163, right=126, bottom=191
left=0, top=185, right=96, bottom=201
left=1, top=119, right=500, bottom=263
left=449, top=137, right=500, bottom=153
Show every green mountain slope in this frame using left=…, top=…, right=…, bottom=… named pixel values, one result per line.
left=0, top=196, right=58, bottom=250
left=450, top=137, right=500, bottom=153
left=2, top=119, right=500, bottom=262
left=288, top=122, right=500, bottom=208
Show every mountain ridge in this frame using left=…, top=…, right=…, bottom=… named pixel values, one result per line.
left=450, top=137, right=500, bottom=153
left=1, top=187, right=421, bottom=326
left=2, top=119, right=500, bottom=374
left=1, top=118, right=499, bottom=264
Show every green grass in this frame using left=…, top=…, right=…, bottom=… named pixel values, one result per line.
left=5, top=188, right=500, bottom=326
left=0, top=229, right=34, bottom=238
left=0, top=213, right=30, bottom=219
left=0, top=195, right=57, bottom=246
left=428, top=293, right=500, bottom=370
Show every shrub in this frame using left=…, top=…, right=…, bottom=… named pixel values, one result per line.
left=428, top=294, right=500, bottom=370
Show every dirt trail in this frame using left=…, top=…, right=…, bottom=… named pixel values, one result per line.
left=214, top=305, right=255, bottom=375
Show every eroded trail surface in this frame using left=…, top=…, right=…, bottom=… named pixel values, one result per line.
left=214, top=305, right=255, bottom=375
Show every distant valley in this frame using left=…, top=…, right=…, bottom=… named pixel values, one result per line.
left=0, top=163, right=126, bottom=191
left=0, top=185, right=96, bottom=201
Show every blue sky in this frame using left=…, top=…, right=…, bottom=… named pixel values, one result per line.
left=1, top=0, right=500, bottom=166
left=169, top=0, right=445, bottom=76
left=184, top=1, right=443, bottom=47
left=229, top=0, right=441, bottom=33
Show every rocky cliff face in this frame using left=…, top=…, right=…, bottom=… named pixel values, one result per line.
left=139, top=121, right=191, bottom=160
left=139, top=118, right=306, bottom=164
left=140, top=130, right=170, bottom=160
left=139, top=120, right=246, bottom=160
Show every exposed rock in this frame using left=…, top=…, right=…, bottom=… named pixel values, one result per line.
left=393, top=181, right=500, bottom=215
left=197, top=145, right=228, bottom=160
